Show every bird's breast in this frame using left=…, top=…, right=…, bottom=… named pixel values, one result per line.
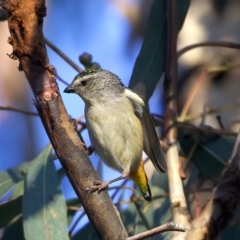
left=85, top=99, right=143, bottom=172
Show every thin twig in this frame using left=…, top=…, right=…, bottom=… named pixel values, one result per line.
left=44, top=37, right=83, bottom=73
left=67, top=206, right=83, bottom=212
left=176, top=121, right=236, bottom=136
left=0, top=105, right=236, bottom=138
left=178, top=41, right=240, bottom=58
left=114, top=188, right=212, bottom=206
left=54, top=71, right=69, bottom=86
left=115, top=193, right=170, bottom=206
left=0, top=106, right=38, bottom=116
left=134, top=202, right=150, bottom=230
left=126, top=222, right=188, bottom=240
left=194, top=191, right=201, bottom=218
left=216, top=115, right=225, bottom=129
left=183, top=138, right=200, bottom=172
left=111, top=179, right=129, bottom=201
left=0, top=106, right=89, bottom=132
left=179, top=63, right=240, bottom=122
left=179, top=71, right=209, bottom=121
left=69, top=211, right=86, bottom=237
left=108, top=185, right=137, bottom=195
left=153, top=114, right=237, bottom=137
left=179, top=103, right=240, bottom=123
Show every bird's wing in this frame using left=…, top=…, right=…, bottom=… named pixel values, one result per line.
left=124, top=89, right=167, bottom=174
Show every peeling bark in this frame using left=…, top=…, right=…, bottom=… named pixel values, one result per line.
left=0, top=0, right=128, bottom=239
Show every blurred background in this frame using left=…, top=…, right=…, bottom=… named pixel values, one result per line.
left=1, top=0, right=240, bottom=236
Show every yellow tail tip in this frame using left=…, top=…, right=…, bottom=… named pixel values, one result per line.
left=129, top=160, right=152, bottom=201
left=141, top=183, right=152, bottom=201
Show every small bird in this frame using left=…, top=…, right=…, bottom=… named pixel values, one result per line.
left=64, top=69, right=167, bottom=201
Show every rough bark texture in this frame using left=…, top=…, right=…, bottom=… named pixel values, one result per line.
left=207, top=145, right=240, bottom=239
left=185, top=133, right=240, bottom=240
left=1, top=0, right=128, bottom=239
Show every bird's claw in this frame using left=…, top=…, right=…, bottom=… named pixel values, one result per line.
left=90, top=181, right=109, bottom=193
left=69, top=119, right=79, bottom=132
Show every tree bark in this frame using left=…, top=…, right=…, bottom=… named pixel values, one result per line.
left=0, top=0, right=128, bottom=239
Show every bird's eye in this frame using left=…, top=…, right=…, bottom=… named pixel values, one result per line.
left=80, top=80, right=87, bottom=86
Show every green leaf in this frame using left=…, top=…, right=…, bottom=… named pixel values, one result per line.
left=1, top=216, right=24, bottom=240
left=129, top=0, right=190, bottom=100
left=0, top=196, right=22, bottom=228
left=179, top=133, right=235, bottom=182
left=11, top=181, right=24, bottom=200
left=23, top=145, right=69, bottom=240
left=0, top=161, right=29, bottom=199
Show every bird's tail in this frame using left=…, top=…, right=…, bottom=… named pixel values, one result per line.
left=129, top=160, right=152, bottom=201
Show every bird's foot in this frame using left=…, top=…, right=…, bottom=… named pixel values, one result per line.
left=69, top=119, right=79, bottom=132
left=90, top=180, right=110, bottom=193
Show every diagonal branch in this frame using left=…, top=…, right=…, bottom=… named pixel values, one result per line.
left=44, top=37, right=83, bottom=73
left=185, top=131, right=240, bottom=239
left=127, top=222, right=188, bottom=240
left=0, top=0, right=128, bottom=239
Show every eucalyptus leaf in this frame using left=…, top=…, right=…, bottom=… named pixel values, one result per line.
left=0, top=196, right=22, bottom=228
left=11, top=181, right=24, bottom=200
left=1, top=216, right=24, bottom=240
left=0, top=161, right=29, bottom=199
left=23, top=145, right=69, bottom=240
left=129, top=0, right=190, bottom=100
left=179, top=132, right=234, bottom=182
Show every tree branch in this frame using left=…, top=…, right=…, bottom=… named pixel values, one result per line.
left=44, top=37, right=83, bottom=73
left=207, top=133, right=240, bottom=238
left=178, top=41, right=240, bottom=58
left=185, top=130, right=240, bottom=239
left=0, top=106, right=38, bottom=116
left=127, top=222, right=188, bottom=240
left=0, top=0, right=128, bottom=239
left=163, top=0, right=190, bottom=239
left=1, top=104, right=237, bottom=138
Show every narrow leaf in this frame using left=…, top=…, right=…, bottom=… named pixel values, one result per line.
left=129, top=0, right=190, bottom=100
left=180, top=133, right=234, bottom=182
left=23, top=145, right=69, bottom=240
left=11, top=181, right=24, bottom=200
left=1, top=216, right=24, bottom=240
left=0, top=196, right=22, bottom=228
left=0, top=162, right=29, bottom=199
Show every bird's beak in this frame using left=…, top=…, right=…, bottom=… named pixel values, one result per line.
left=64, top=86, right=75, bottom=93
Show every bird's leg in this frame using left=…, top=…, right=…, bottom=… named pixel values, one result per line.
left=90, top=169, right=130, bottom=193
left=69, top=119, right=94, bottom=155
